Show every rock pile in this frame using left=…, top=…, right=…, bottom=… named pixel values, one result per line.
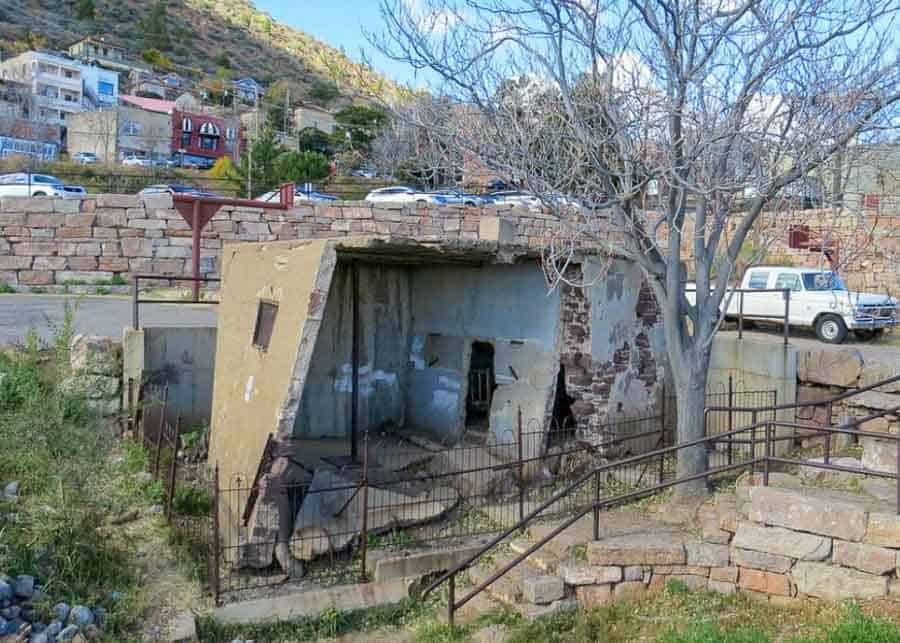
left=0, top=574, right=108, bottom=642
left=63, top=335, right=121, bottom=417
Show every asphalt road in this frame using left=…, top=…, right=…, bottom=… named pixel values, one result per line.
left=0, top=294, right=217, bottom=346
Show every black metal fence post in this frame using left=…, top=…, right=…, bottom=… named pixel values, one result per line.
left=448, top=574, right=455, bottom=629
left=727, top=374, right=734, bottom=465
left=763, top=422, right=771, bottom=486
left=592, top=469, right=601, bottom=541
left=517, top=407, right=524, bottom=524
left=132, top=275, right=140, bottom=330
left=738, top=291, right=745, bottom=339
left=360, top=430, right=369, bottom=582
left=212, top=462, right=221, bottom=605
left=824, top=402, right=833, bottom=464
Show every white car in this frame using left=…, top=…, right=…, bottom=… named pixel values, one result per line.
left=256, top=188, right=338, bottom=203
left=0, top=173, right=86, bottom=198
left=364, top=186, right=448, bottom=205
left=688, top=266, right=898, bottom=344
left=122, top=155, right=153, bottom=167
left=487, top=190, right=543, bottom=209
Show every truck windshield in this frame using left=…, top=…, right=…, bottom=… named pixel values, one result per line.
left=801, top=272, right=847, bottom=291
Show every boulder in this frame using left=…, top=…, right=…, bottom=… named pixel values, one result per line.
left=797, top=347, right=863, bottom=387
left=731, top=521, right=831, bottom=560
left=791, top=561, right=888, bottom=600
left=70, top=335, right=120, bottom=376
left=13, top=575, right=33, bottom=599
left=557, top=562, right=620, bottom=586
left=845, top=390, right=900, bottom=413
left=832, top=540, right=896, bottom=575
left=587, top=533, right=686, bottom=566
left=859, top=359, right=900, bottom=394
left=748, top=487, right=867, bottom=541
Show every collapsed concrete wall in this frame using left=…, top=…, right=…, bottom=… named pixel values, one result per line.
left=407, top=262, right=561, bottom=445
left=294, top=262, right=412, bottom=438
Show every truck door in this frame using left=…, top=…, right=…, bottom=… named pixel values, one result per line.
left=742, top=269, right=772, bottom=318
left=773, top=272, right=803, bottom=324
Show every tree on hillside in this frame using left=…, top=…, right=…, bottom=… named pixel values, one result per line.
left=333, top=105, right=388, bottom=152
left=140, top=0, right=171, bottom=51
left=233, top=128, right=285, bottom=197
left=297, top=127, right=334, bottom=156
left=308, top=79, right=340, bottom=106
left=376, top=0, right=900, bottom=491
left=275, top=151, right=331, bottom=185
left=76, top=0, right=95, bottom=20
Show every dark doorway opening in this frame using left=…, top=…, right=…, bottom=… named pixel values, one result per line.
left=550, top=365, right=576, bottom=443
left=466, top=341, right=495, bottom=430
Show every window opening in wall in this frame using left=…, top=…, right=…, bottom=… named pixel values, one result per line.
left=466, top=341, right=495, bottom=431
left=549, top=365, right=576, bottom=443
left=252, top=300, right=278, bottom=351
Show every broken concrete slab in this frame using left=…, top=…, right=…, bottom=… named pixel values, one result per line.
left=365, top=543, right=484, bottom=583
left=289, top=469, right=459, bottom=562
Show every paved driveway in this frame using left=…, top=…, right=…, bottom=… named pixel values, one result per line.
left=0, top=294, right=217, bottom=346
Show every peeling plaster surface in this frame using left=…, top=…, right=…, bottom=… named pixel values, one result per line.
left=294, top=262, right=412, bottom=439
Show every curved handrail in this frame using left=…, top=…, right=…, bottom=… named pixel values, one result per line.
left=421, top=421, right=767, bottom=601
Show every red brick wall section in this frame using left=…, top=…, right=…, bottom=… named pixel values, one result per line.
left=559, top=266, right=662, bottom=434
left=0, top=195, right=572, bottom=288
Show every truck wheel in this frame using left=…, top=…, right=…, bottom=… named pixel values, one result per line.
left=815, top=314, right=848, bottom=344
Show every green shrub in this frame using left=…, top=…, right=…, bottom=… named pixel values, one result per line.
left=172, top=483, right=213, bottom=516
left=0, top=282, right=15, bottom=294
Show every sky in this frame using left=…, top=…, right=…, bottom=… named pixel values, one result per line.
left=255, top=1, right=423, bottom=87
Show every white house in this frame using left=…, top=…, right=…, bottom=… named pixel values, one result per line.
left=0, top=51, right=85, bottom=126
left=233, top=77, right=263, bottom=103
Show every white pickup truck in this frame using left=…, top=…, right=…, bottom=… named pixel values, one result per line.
left=691, top=267, right=898, bottom=344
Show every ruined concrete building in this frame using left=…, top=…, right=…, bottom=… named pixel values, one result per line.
left=208, top=222, right=668, bottom=572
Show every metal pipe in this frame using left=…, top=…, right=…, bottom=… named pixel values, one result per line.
left=783, top=289, right=791, bottom=346
left=763, top=422, right=771, bottom=486
left=350, top=262, right=360, bottom=462
left=191, top=200, right=201, bottom=302
left=593, top=470, right=601, bottom=540
left=448, top=574, right=455, bottom=628
left=132, top=275, right=140, bottom=330
left=727, top=374, right=734, bottom=465
left=212, top=462, right=221, bottom=605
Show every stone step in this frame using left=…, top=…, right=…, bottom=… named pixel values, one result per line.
left=508, top=538, right=561, bottom=572
left=466, top=553, right=526, bottom=605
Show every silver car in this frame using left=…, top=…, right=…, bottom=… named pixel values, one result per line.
left=0, top=173, right=86, bottom=198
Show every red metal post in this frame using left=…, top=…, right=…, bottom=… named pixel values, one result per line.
left=191, top=200, right=201, bottom=302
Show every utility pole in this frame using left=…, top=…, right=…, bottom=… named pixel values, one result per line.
left=248, top=92, right=258, bottom=198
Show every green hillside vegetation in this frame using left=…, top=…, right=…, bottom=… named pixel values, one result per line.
left=0, top=0, right=404, bottom=106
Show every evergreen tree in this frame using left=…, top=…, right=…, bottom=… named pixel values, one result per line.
left=234, top=128, right=284, bottom=196
left=274, top=151, right=330, bottom=185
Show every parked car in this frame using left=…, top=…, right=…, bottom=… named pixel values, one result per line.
left=427, top=189, right=484, bottom=207
left=151, top=158, right=177, bottom=169
left=687, top=266, right=898, bottom=344
left=255, top=187, right=338, bottom=203
left=0, top=173, right=86, bottom=198
left=486, top=190, right=542, bottom=208
left=122, top=155, right=153, bottom=167
left=71, top=152, right=98, bottom=165
left=364, top=186, right=448, bottom=205
left=350, top=168, right=376, bottom=179
left=138, top=184, right=217, bottom=197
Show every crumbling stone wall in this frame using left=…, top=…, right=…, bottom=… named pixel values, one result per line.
left=559, top=261, right=665, bottom=443
left=0, top=194, right=566, bottom=288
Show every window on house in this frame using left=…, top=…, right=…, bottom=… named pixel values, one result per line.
left=199, top=136, right=217, bottom=151
left=122, top=120, right=141, bottom=135
left=747, top=271, right=770, bottom=290
left=252, top=301, right=278, bottom=351
left=98, top=81, right=114, bottom=96
left=180, top=131, right=191, bottom=147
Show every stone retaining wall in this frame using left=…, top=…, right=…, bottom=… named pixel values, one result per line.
left=0, top=194, right=560, bottom=288
left=569, top=478, right=900, bottom=609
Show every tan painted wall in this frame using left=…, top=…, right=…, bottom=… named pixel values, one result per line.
left=208, top=239, right=334, bottom=533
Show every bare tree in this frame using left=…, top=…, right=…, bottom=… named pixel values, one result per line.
left=373, top=0, right=900, bottom=490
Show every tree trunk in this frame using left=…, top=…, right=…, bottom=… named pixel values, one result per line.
left=672, top=349, right=712, bottom=495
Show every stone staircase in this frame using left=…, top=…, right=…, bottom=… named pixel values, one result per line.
left=455, top=508, right=695, bottom=621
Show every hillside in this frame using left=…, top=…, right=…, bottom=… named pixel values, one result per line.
left=0, top=0, right=402, bottom=106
